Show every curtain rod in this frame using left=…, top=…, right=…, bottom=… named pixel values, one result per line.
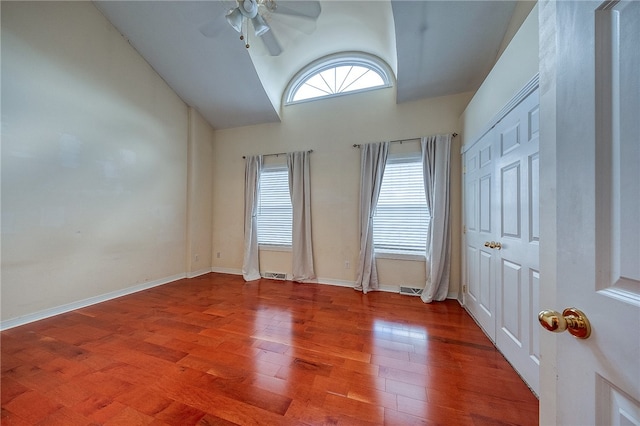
left=352, top=133, right=458, bottom=148
left=242, top=149, right=313, bottom=159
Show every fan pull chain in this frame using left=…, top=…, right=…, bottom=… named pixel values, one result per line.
left=238, top=23, right=250, bottom=49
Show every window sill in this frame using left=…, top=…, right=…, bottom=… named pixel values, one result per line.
left=375, top=250, right=426, bottom=261
left=259, top=245, right=292, bottom=252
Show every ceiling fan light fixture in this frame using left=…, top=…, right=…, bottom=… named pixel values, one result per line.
left=225, top=8, right=243, bottom=33
left=252, top=14, right=270, bottom=36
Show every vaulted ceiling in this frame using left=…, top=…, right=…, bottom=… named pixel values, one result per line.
left=94, top=1, right=523, bottom=130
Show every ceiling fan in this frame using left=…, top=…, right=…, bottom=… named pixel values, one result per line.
left=200, top=0, right=322, bottom=56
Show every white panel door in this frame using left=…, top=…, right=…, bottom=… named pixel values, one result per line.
left=464, top=129, right=496, bottom=340
left=493, top=89, right=540, bottom=394
left=539, top=1, right=640, bottom=424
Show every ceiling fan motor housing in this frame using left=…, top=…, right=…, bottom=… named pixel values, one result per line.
left=240, top=0, right=259, bottom=18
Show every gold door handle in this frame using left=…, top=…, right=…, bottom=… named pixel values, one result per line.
left=538, top=308, right=591, bottom=339
left=484, top=241, right=502, bottom=249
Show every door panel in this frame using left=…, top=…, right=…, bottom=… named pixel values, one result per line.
left=528, top=153, right=540, bottom=242
left=500, top=162, right=521, bottom=238
left=500, top=123, right=520, bottom=156
left=479, top=250, right=493, bottom=316
left=465, top=180, right=477, bottom=232
left=479, top=174, right=492, bottom=233
left=595, top=0, right=640, bottom=299
left=529, top=269, right=540, bottom=365
left=500, top=258, right=522, bottom=345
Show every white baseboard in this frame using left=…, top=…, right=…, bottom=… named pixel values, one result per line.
left=0, top=273, right=187, bottom=331
left=210, top=267, right=243, bottom=276
left=314, top=277, right=354, bottom=288
left=447, top=290, right=461, bottom=301
left=315, top=278, right=397, bottom=294
left=186, top=268, right=213, bottom=279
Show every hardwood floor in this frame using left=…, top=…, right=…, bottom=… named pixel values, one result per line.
left=1, top=273, right=538, bottom=425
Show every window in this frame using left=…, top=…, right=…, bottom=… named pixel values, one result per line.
left=285, top=52, right=393, bottom=105
left=257, top=165, right=292, bottom=246
left=373, top=155, right=429, bottom=254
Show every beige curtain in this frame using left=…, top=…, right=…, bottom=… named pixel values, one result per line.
left=242, top=155, right=262, bottom=281
left=420, top=135, right=452, bottom=302
left=287, top=151, right=315, bottom=282
left=355, top=142, right=389, bottom=293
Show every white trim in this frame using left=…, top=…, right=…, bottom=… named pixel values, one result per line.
left=314, top=277, right=397, bottom=293
left=447, top=291, right=460, bottom=301
left=210, top=267, right=243, bottom=275
left=186, top=268, right=212, bottom=279
left=0, top=273, right=186, bottom=331
left=462, top=73, right=540, bottom=154
left=314, top=277, right=355, bottom=288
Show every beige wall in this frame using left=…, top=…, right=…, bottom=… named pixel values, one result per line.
left=187, top=108, right=215, bottom=277
left=495, top=1, right=538, bottom=64
left=461, top=4, right=539, bottom=144
left=0, top=2, right=214, bottom=324
left=212, top=87, right=472, bottom=296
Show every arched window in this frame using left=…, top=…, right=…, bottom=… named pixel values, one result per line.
left=285, top=52, right=393, bottom=104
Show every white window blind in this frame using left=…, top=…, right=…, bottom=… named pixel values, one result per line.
left=257, top=166, right=292, bottom=246
left=373, top=156, right=429, bottom=253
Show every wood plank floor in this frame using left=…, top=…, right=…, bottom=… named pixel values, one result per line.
left=1, top=273, right=538, bottom=425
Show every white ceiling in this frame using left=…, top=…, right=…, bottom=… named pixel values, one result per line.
left=94, top=1, right=520, bottom=130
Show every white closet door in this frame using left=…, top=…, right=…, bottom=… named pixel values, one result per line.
left=493, top=88, right=540, bottom=394
left=464, top=129, right=497, bottom=340
left=539, top=1, right=640, bottom=423
left=463, top=85, right=540, bottom=394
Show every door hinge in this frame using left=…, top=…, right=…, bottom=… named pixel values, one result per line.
left=463, top=284, right=467, bottom=293
left=463, top=225, right=466, bottom=234
left=463, top=165, right=466, bottom=174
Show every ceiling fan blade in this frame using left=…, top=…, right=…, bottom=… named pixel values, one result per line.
left=272, top=1, right=321, bottom=20
left=260, top=30, right=283, bottom=56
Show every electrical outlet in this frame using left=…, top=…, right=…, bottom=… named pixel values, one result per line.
left=195, top=254, right=199, bottom=262
left=216, top=252, right=221, bottom=259
left=344, top=260, right=350, bottom=269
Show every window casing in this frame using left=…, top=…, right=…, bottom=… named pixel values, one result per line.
left=257, top=166, right=292, bottom=247
left=285, top=52, right=393, bottom=105
left=373, top=154, right=429, bottom=255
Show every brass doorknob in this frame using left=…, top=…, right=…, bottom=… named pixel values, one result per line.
left=538, top=308, right=591, bottom=339
left=484, top=241, right=503, bottom=250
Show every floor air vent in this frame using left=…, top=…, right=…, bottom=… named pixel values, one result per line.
left=399, top=287, right=423, bottom=296
left=262, top=272, right=287, bottom=281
